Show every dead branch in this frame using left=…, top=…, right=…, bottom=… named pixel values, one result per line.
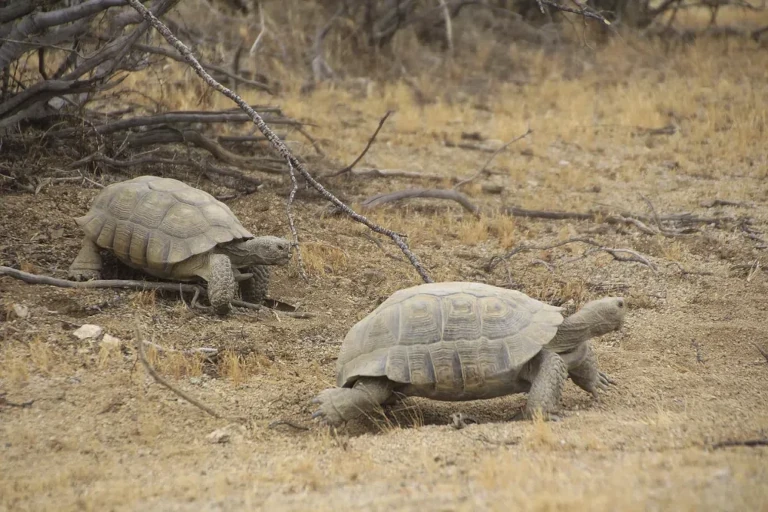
left=485, top=237, right=658, bottom=272
left=133, top=43, right=273, bottom=94
left=752, top=342, right=768, bottom=364
left=325, top=110, right=393, bottom=178
left=701, top=199, right=756, bottom=208
left=453, top=128, right=532, bottom=190
left=134, top=325, right=224, bottom=419
left=68, top=151, right=264, bottom=188
left=141, top=339, right=218, bottom=358
left=286, top=161, right=309, bottom=282
left=712, top=438, right=768, bottom=449
left=51, top=108, right=292, bottom=137
left=126, top=0, right=433, bottom=284
left=121, top=128, right=286, bottom=173
left=361, top=188, right=481, bottom=217
left=0, top=266, right=313, bottom=317
left=230, top=300, right=315, bottom=319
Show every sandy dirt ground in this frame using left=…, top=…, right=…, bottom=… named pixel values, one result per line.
left=2, top=30, right=768, bottom=512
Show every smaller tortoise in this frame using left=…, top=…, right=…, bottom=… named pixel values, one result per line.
left=311, top=282, right=625, bottom=426
left=68, top=175, right=292, bottom=314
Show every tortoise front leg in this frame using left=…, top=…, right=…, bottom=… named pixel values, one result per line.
left=568, top=343, right=616, bottom=400
left=208, top=254, right=235, bottom=315
left=239, top=264, right=270, bottom=305
left=516, top=350, right=568, bottom=421
left=68, top=238, right=102, bottom=281
left=311, top=378, right=394, bottom=427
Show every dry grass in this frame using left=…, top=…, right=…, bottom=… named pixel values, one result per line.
left=1, top=6, right=768, bottom=512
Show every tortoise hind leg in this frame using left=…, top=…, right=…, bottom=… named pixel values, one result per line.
left=311, top=378, right=395, bottom=427
left=517, top=350, right=568, bottom=421
left=68, top=238, right=103, bottom=281
left=208, top=254, right=236, bottom=315
left=239, top=265, right=270, bottom=304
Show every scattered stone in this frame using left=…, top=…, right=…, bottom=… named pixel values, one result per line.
left=10, top=304, right=29, bottom=319
left=100, top=334, right=122, bottom=349
left=72, top=324, right=104, bottom=340
left=206, top=424, right=246, bottom=444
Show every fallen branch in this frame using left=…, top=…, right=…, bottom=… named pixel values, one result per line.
left=125, top=0, right=433, bottom=284
left=752, top=342, right=768, bottom=364
left=286, top=161, right=309, bottom=282
left=0, top=266, right=312, bottom=317
left=485, top=237, right=658, bottom=273
left=134, top=325, right=223, bottom=419
left=361, top=188, right=481, bottom=217
left=700, top=199, right=756, bottom=208
left=325, top=110, right=393, bottom=178
left=453, top=128, right=532, bottom=190
left=712, top=438, right=768, bottom=449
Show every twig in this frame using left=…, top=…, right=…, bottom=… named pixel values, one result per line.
left=141, top=339, right=218, bottom=358
left=752, top=342, right=768, bottom=364
left=453, top=128, right=532, bottom=190
left=361, top=188, right=481, bottom=217
left=134, top=325, right=223, bottom=419
left=0, top=267, right=312, bottom=317
left=325, top=110, right=393, bottom=177
left=713, top=438, right=768, bottom=449
left=438, top=0, right=454, bottom=55
left=361, top=232, right=408, bottom=263
left=286, top=160, right=309, bottom=282
left=485, top=237, right=657, bottom=273
left=0, top=266, right=207, bottom=296
left=248, top=3, right=266, bottom=55
left=230, top=300, right=315, bottom=319
left=125, top=0, right=433, bottom=284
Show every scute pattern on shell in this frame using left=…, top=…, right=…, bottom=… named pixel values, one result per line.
left=336, top=282, right=564, bottom=393
left=76, top=176, right=253, bottom=271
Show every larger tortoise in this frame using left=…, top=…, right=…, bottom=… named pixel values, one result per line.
left=68, top=175, right=292, bottom=314
left=311, top=282, right=625, bottom=426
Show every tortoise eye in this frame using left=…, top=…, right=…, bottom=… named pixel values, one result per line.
left=617, top=299, right=624, bottom=308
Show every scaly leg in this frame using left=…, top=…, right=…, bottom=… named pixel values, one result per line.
left=311, top=378, right=394, bottom=427
left=568, top=343, right=615, bottom=400
left=239, top=265, right=270, bottom=304
left=68, top=238, right=103, bottom=281
left=208, top=254, right=235, bottom=315
left=517, top=350, right=568, bottom=421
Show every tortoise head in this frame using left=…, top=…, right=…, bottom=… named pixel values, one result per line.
left=226, top=236, right=294, bottom=267
left=576, top=296, right=626, bottom=337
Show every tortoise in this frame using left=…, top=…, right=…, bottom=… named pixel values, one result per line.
left=68, top=175, right=293, bottom=314
left=311, top=281, right=625, bottom=426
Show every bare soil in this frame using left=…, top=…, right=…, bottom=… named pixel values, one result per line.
left=2, top=35, right=768, bottom=512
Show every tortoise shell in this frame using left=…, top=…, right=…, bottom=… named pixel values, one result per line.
left=336, top=282, right=564, bottom=397
left=75, top=176, right=253, bottom=273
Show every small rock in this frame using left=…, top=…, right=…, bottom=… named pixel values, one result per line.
left=100, top=334, right=122, bottom=349
left=11, top=304, right=29, bottom=319
left=206, top=424, right=246, bottom=444
left=207, top=429, right=231, bottom=444
left=72, top=324, right=104, bottom=340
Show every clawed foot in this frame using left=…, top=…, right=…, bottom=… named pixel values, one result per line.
left=310, top=389, right=346, bottom=427
left=68, top=269, right=101, bottom=281
left=511, top=408, right=563, bottom=422
left=598, top=371, right=617, bottom=387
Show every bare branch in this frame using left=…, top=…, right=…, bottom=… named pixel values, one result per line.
left=325, top=110, right=393, bottom=178
left=134, top=325, right=224, bottom=419
left=454, top=128, right=532, bottom=190
left=361, top=188, right=481, bottom=217
left=125, top=0, right=433, bottom=284
left=485, top=237, right=657, bottom=272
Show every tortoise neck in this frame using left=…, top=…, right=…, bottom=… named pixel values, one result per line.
left=547, top=312, right=592, bottom=352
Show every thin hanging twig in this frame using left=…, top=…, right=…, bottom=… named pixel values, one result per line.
left=125, top=0, right=433, bottom=284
